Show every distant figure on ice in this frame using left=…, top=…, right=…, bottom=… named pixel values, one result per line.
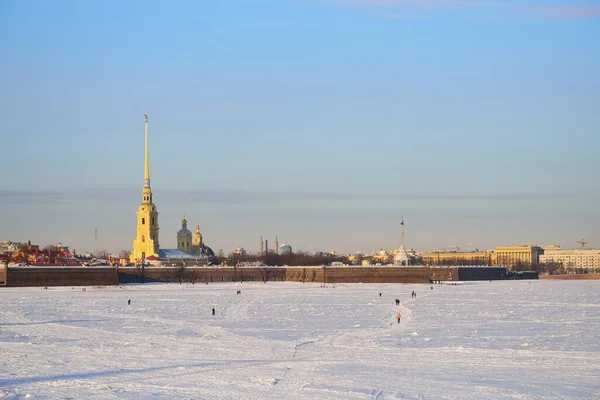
left=212, top=308, right=216, bottom=316
left=431, top=287, right=433, bottom=290
left=237, top=290, right=241, bottom=295
left=128, top=299, right=131, bottom=305
left=379, top=293, right=382, bottom=297
left=396, top=313, right=401, bottom=323
left=395, top=299, right=400, bottom=306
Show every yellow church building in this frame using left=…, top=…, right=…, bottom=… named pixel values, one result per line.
left=130, top=114, right=215, bottom=265
left=130, top=114, right=160, bottom=264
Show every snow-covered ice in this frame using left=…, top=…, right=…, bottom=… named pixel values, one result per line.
left=1, top=280, right=598, bottom=399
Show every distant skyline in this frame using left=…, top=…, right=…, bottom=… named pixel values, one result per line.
left=1, top=0, right=599, bottom=254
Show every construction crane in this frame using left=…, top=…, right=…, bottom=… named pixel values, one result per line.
left=576, top=239, right=587, bottom=250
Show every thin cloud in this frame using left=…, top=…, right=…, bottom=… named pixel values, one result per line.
left=329, top=0, right=600, bottom=20
left=0, top=188, right=574, bottom=206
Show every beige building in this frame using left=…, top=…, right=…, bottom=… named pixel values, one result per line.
left=421, top=251, right=493, bottom=265
left=372, top=249, right=392, bottom=264
left=493, top=246, right=542, bottom=268
left=540, top=249, right=600, bottom=271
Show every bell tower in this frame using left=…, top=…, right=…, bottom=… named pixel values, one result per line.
left=131, top=113, right=160, bottom=264
left=193, top=222, right=203, bottom=247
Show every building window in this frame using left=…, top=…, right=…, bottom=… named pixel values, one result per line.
left=142, top=218, right=145, bottom=225
left=142, top=235, right=146, bottom=243
left=151, top=218, right=155, bottom=225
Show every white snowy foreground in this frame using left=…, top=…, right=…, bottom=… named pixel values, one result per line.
left=1, top=280, right=599, bottom=400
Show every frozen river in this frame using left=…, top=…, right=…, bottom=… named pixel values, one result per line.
left=1, top=280, right=598, bottom=399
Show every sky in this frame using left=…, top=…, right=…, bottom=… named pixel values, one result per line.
left=1, top=0, right=599, bottom=255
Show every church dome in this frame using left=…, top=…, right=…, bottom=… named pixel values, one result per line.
left=192, top=243, right=214, bottom=257
left=178, top=217, right=192, bottom=238
left=178, top=228, right=192, bottom=238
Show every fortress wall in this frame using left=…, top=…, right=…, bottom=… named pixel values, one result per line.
left=117, top=267, right=289, bottom=284
left=285, top=267, right=324, bottom=282
left=324, top=267, right=436, bottom=283
left=117, top=267, right=438, bottom=284
left=428, top=267, right=460, bottom=282
left=0, top=266, right=6, bottom=285
left=6, top=267, right=118, bottom=287
left=3, top=266, right=481, bottom=287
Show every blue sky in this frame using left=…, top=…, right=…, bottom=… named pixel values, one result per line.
left=1, top=0, right=599, bottom=254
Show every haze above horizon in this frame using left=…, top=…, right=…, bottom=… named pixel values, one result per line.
left=1, top=0, right=599, bottom=254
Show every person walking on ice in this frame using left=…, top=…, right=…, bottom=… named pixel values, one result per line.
left=212, top=308, right=216, bottom=316
left=395, top=299, right=400, bottom=306
left=396, top=313, right=401, bottom=323
left=128, top=299, right=131, bottom=305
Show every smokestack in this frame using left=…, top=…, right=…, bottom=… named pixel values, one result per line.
left=265, top=240, right=269, bottom=255
left=259, top=236, right=264, bottom=257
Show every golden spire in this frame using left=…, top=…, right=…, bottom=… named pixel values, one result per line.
left=400, top=218, right=405, bottom=248
left=144, top=113, right=150, bottom=188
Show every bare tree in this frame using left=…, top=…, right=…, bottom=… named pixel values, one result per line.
left=96, top=249, right=110, bottom=260
left=119, top=249, right=131, bottom=259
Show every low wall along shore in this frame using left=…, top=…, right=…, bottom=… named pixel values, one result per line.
left=1, top=266, right=532, bottom=287
left=117, top=266, right=453, bottom=284
left=2, top=266, right=470, bottom=287
left=5, top=267, right=118, bottom=287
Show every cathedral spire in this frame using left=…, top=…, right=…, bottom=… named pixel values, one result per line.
left=142, top=113, right=153, bottom=204
left=131, top=113, right=160, bottom=264
left=144, top=113, right=150, bottom=188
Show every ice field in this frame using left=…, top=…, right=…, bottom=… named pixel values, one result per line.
left=1, top=280, right=599, bottom=399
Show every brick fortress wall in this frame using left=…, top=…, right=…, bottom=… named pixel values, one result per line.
left=6, top=267, right=118, bottom=287
left=3, top=266, right=511, bottom=287
left=116, top=266, right=458, bottom=284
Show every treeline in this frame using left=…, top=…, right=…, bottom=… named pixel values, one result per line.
left=524, top=262, right=598, bottom=275
left=220, top=251, right=350, bottom=267
left=424, top=258, right=490, bottom=266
